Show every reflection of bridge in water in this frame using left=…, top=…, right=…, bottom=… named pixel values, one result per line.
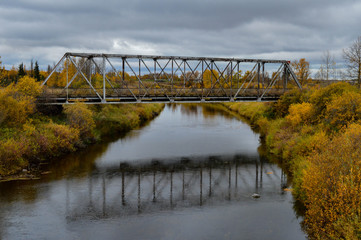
left=41, top=53, right=302, bottom=104
left=65, top=155, right=288, bottom=219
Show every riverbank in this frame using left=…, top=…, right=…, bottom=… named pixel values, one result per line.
left=0, top=76, right=164, bottom=179
left=223, top=82, right=361, bottom=239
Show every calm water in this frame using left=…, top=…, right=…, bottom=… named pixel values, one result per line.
left=0, top=104, right=306, bottom=240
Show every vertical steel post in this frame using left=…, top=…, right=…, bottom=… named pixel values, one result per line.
left=283, top=63, right=287, bottom=93
left=201, top=60, right=204, bottom=100
left=122, top=57, right=125, bottom=94
left=262, top=62, right=265, bottom=87
left=257, top=62, right=261, bottom=98
left=154, top=59, right=157, bottom=96
left=183, top=60, right=186, bottom=88
left=139, top=58, right=141, bottom=99
left=171, top=59, right=174, bottom=98
left=230, top=61, right=233, bottom=100
left=237, top=61, right=240, bottom=90
left=211, top=61, right=214, bottom=90
left=103, top=56, right=106, bottom=103
left=66, top=56, right=69, bottom=103
left=88, top=58, right=92, bottom=86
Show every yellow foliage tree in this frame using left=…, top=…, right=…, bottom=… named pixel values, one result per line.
left=286, top=102, right=314, bottom=127
left=325, top=91, right=361, bottom=129
left=63, top=103, right=95, bottom=140
left=202, top=69, right=220, bottom=89
left=0, top=76, right=41, bottom=126
left=15, top=75, right=42, bottom=98
left=291, top=58, right=311, bottom=85
left=302, top=123, right=361, bottom=239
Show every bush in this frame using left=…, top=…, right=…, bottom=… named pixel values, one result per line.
left=0, top=87, right=34, bottom=126
left=273, top=89, right=309, bottom=117
left=0, top=138, right=27, bottom=175
left=286, top=102, right=315, bottom=128
left=310, top=82, right=359, bottom=121
left=64, top=103, right=95, bottom=141
left=15, top=76, right=42, bottom=98
left=302, top=123, right=361, bottom=239
left=324, top=91, right=361, bottom=130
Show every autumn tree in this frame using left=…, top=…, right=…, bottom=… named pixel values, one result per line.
left=0, top=76, right=41, bottom=126
left=6, top=66, right=18, bottom=85
left=18, top=63, right=26, bottom=79
left=316, top=50, right=336, bottom=80
left=343, top=36, right=361, bottom=86
left=63, top=103, right=95, bottom=140
left=202, top=69, right=219, bottom=89
left=0, top=56, right=5, bottom=86
left=291, top=58, right=311, bottom=85
left=34, top=61, right=40, bottom=81
left=30, top=59, right=34, bottom=77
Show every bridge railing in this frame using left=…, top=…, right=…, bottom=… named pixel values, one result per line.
left=40, top=53, right=302, bottom=104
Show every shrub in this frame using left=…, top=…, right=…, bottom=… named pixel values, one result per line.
left=324, top=91, right=361, bottom=130
left=310, top=82, right=359, bottom=120
left=15, top=76, right=42, bottom=98
left=0, top=88, right=34, bottom=126
left=286, top=102, right=315, bottom=128
left=64, top=103, right=95, bottom=141
left=0, top=138, right=27, bottom=175
left=273, top=89, right=309, bottom=117
left=302, top=123, right=361, bottom=239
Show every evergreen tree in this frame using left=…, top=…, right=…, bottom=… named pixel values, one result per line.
left=34, top=61, right=40, bottom=81
left=30, top=59, right=34, bottom=77
left=18, top=63, right=26, bottom=81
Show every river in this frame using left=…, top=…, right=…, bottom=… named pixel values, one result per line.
left=0, top=104, right=306, bottom=240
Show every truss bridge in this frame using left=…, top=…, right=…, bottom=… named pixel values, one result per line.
left=40, top=52, right=301, bottom=104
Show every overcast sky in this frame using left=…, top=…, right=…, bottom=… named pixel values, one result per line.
left=0, top=0, right=360, bottom=70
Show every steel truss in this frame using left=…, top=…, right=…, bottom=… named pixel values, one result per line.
left=41, top=52, right=302, bottom=104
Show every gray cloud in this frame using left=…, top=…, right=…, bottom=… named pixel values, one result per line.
left=0, top=0, right=360, bottom=69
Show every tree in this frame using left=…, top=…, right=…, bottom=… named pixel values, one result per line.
left=202, top=69, right=219, bottom=88
left=291, top=58, right=311, bottom=85
left=34, top=61, right=40, bottom=81
left=30, top=59, right=34, bottom=77
left=18, top=63, right=26, bottom=80
left=343, top=36, right=361, bottom=86
left=0, top=56, right=5, bottom=86
left=316, top=50, right=336, bottom=80
left=63, top=103, right=95, bottom=140
left=15, top=76, right=42, bottom=98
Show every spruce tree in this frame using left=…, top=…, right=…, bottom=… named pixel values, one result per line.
left=18, top=63, right=26, bottom=81
left=34, top=61, right=40, bottom=81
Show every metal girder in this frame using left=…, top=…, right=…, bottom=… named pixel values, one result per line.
left=40, top=52, right=302, bottom=104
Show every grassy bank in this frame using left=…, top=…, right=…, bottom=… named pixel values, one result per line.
left=224, top=82, right=361, bottom=239
left=0, top=76, right=164, bottom=178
